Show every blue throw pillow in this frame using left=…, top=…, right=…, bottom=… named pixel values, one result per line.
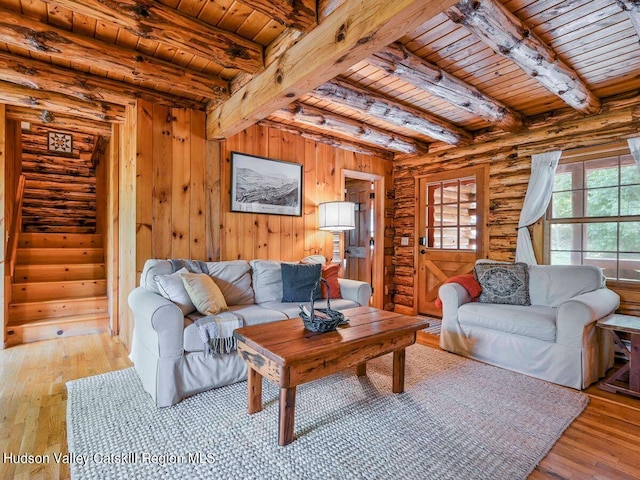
left=281, top=263, right=322, bottom=302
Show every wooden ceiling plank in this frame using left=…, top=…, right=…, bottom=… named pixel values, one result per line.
left=616, top=0, right=640, bottom=37
left=0, top=6, right=229, bottom=100
left=0, top=51, right=205, bottom=110
left=310, top=78, right=473, bottom=145
left=39, top=0, right=263, bottom=73
left=446, top=0, right=601, bottom=114
left=369, top=42, right=525, bottom=133
left=274, top=102, right=430, bottom=155
left=206, top=0, right=460, bottom=140
left=0, top=79, right=124, bottom=123
left=258, top=118, right=394, bottom=160
left=235, top=0, right=316, bottom=31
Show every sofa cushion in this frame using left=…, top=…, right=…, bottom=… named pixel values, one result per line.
left=321, top=263, right=343, bottom=299
left=281, top=263, right=322, bottom=302
left=183, top=305, right=288, bottom=352
left=528, top=265, right=605, bottom=307
left=180, top=273, right=228, bottom=316
left=475, top=262, right=530, bottom=306
left=458, top=303, right=556, bottom=342
left=206, top=260, right=254, bottom=306
left=260, top=299, right=359, bottom=319
left=155, top=267, right=196, bottom=316
left=141, top=259, right=173, bottom=294
left=250, top=260, right=294, bottom=304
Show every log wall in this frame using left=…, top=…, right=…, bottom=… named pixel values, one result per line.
left=393, top=102, right=640, bottom=315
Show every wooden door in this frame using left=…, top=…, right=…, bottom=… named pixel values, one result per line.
left=345, top=180, right=371, bottom=285
left=417, top=167, right=487, bottom=316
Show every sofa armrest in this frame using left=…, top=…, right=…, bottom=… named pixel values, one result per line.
left=439, top=283, right=472, bottom=318
left=555, top=288, right=620, bottom=347
left=128, top=287, right=185, bottom=358
left=338, top=278, right=372, bottom=306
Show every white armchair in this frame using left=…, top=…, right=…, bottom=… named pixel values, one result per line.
left=439, top=264, right=619, bottom=389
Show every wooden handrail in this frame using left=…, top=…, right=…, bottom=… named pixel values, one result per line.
left=7, top=174, right=26, bottom=277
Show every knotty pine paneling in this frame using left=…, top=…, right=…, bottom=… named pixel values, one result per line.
left=392, top=108, right=640, bottom=314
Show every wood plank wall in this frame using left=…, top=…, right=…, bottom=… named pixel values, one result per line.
left=393, top=105, right=640, bottom=316
left=1, top=106, right=22, bottom=347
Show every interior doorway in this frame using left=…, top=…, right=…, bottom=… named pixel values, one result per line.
left=341, top=169, right=384, bottom=308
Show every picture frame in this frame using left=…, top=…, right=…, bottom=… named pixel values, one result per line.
left=230, top=152, right=303, bottom=216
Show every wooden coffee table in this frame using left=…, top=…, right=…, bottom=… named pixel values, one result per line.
left=233, top=306, right=428, bottom=446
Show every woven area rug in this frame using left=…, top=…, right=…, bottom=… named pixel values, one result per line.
left=66, top=345, right=587, bottom=480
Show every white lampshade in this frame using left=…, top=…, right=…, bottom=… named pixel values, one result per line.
left=318, top=201, right=356, bottom=232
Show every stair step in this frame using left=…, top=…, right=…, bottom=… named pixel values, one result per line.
left=17, top=247, right=104, bottom=265
left=12, top=279, right=107, bottom=303
left=6, top=313, right=110, bottom=346
left=18, top=233, right=102, bottom=248
left=9, top=296, right=108, bottom=322
left=13, top=263, right=106, bottom=283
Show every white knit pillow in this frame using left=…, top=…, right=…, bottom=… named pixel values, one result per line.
left=154, top=267, right=196, bottom=315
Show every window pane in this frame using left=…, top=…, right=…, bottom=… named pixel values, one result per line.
left=620, top=185, right=640, bottom=216
left=585, top=157, right=618, bottom=188
left=620, top=155, right=640, bottom=185
left=552, top=191, right=582, bottom=218
left=550, top=251, right=574, bottom=265
left=554, top=163, right=582, bottom=191
left=427, top=184, right=442, bottom=206
left=620, top=222, right=640, bottom=253
left=550, top=223, right=581, bottom=251
left=442, top=227, right=458, bottom=248
left=442, top=182, right=458, bottom=204
left=460, top=226, right=476, bottom=250
left=429, top=228, right=441, bottom=248
left=583, top=252, right=616, bottom=279
left=459, top=202, right=477, bottom=226
left=585, top=222, right=618, bottom=252
left=620, top=253, right=640, bottom=282
left=586, top=187, right=618, bottom=217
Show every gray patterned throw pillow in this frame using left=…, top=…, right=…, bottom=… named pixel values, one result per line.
left=474, top=262, right=531, bottom=305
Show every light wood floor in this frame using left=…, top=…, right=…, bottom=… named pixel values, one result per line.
left=1, top=332, right=639, bottom=480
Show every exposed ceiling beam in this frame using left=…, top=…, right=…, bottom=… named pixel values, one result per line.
left=369, top=43, right=525, bottom=133
left=206, top=0, right=459, bottom=140
left=0, top=80, right=125, bottom=123
left=617, top=1, right=640, bottom=36
left=0, top=7, right=229, bottom=101
left=6, top=106, right=112, bottom=137
left=0, top=52, right=204, bottom=111
left=274, top=102, right=431, bottom=155
left=311, top=77, right=472, bottom=144
left=40, top=0, right=262, bottom=73
left=258, top=119, right=394, bottom=160
left=237, top=0, right=317, bottom=31
left=446, top=0, right=600, bottom=114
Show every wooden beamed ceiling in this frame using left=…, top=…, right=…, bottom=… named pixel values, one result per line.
left=0, top=0, right=639, bottom=159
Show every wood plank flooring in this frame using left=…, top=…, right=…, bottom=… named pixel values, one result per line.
left=0, top=332, right=639, bottom=479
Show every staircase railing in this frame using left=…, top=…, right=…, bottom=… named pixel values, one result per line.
left=7, top=174, right=26, bottom=277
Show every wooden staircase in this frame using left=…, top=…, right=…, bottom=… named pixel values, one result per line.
left=7, top=233, right=109, bottom=346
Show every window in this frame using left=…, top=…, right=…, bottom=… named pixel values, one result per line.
left=547, top=145, right=640, bottom=282
left=425, top=176, right=477, bottom=250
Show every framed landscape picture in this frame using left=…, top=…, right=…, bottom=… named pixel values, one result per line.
left=230, top=152, right=303, bottom=216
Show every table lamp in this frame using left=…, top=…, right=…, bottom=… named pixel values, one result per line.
left=318, top=201, right=356, bottom=263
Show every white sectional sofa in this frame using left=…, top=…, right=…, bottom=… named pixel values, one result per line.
left=439, top=263, right=619, bottom=389
left=128, top=258, right=372, bottom=407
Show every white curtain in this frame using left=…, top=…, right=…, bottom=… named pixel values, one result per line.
left=515, top=150, right=562, bottom=264
left=628, top=137, right=640, bottom=170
